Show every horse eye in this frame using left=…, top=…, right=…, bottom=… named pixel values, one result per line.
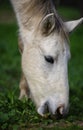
left=44, top=56, right=54, bottom=64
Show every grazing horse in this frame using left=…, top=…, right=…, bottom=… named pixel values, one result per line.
left=10, top=0, right=83, bottom=116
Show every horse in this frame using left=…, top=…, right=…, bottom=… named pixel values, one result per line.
left=10, top=0, right=83, bottom=117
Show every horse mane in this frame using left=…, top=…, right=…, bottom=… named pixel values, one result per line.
left=19, top=0, right=69, bottom=41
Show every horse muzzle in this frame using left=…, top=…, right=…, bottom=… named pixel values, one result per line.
left=37, top=99, right=69, bottom=117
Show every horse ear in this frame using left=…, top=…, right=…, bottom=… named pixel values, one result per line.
left=40, top=13, right=55, bottom=35
left=64, top=17, right=83, bottom=33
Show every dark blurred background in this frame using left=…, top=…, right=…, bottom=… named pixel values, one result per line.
left=0, top=0, right=83, bottom=15
left=60, top=0, right=83, bottom=15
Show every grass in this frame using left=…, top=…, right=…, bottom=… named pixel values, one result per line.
left=0, top=4, right=83, bottom=130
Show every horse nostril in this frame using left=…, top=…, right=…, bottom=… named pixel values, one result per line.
left=37, top=102, right=49, bottom=117
left=57, top=104, right=64, bottom=115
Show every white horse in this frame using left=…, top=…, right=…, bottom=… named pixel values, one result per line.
left=10, top=0, right=83, bottom=117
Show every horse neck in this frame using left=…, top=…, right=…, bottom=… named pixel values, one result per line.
left=10, top=0, right=59, bottom=43
left=10, top=0, right=55, bottom=28
left=10, top=0, right=30, bottom=26
left=11, top=0, right=48, bottom=46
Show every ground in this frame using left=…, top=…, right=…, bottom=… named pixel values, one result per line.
left=0, top=3, right=83, bottom=130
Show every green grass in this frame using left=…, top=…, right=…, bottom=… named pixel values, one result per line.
left=0, top=5, right=83, bottom=130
